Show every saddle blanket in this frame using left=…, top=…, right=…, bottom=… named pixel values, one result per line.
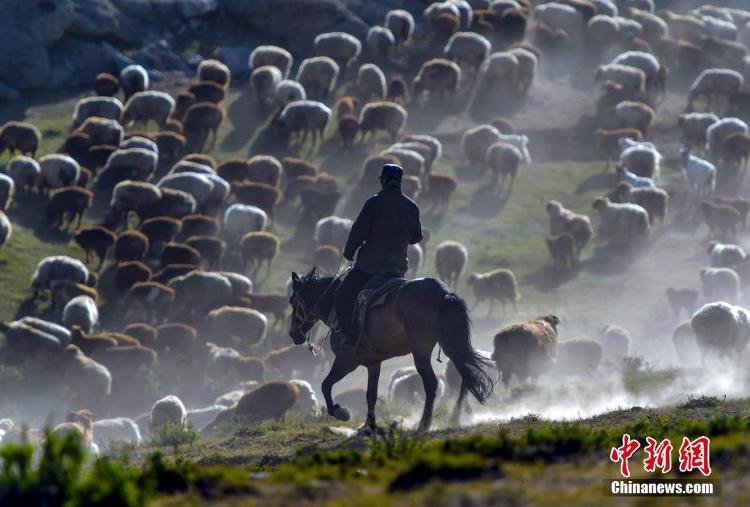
left=355, top=277, right=408, bottom=341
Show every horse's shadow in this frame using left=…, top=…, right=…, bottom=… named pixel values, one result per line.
left=574, top=171, right=616, bottom=196
left=466, top=184, right=508, bottom=218
left=520, top=262, right=582, bottom=293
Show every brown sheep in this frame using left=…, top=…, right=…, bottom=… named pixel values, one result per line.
left=172, top=91, right=196, bottom=122
left=126, top=281, right=175, bottom=323
left=666, top=288, right=699, bottom=319
left=546, top=233, right=577, bottom=268
left=435, top=240, right=468, bottom=289
left=74, top=226, right=117, bottom=269
left=715, top=197, right=750, bottom=229
left=186, top=236, right=225, bottom=269
left=163, top=119, right=183, bottom=133
left=155, top=131, right=186, bottom=163
left=182, top=153, right=217, bottom=169
left=84, top=144, right=118, bottom=171
left=701, top=201, right=741, bottom=240
left=179, top=214, right=220, bottom=240
left=387, top=77, right=408, bottom=103
left=232, top=182, right=280, bottom=221
left=490, top=117, right=515, bottom=134
left=247, top=155, right=282, bottom=187
left=313, top=245, right=341, bottom=274
left=183, top=102, right=225, bottom=153
left=51, top=281, right=99, bottom=312
left=188, top=81, right=226, bottom=104
left=401, top=175, right=421, bottom=201
left=123, top=322, right=157, bottom=349
left=424, top=173, right=457, bottom=214
left=63, top=132, right=93, bottom=164
left=247, top=294, right=288, bottom=328
left=722, top=132, right=750, bottom=170
left=205, top=381, right=299, bottom=432
left=160, top=242, right=201, bottom=268
left=491, top=315, right=559, bottom=387
left=611, top=183, right=668, bottom=225
left=156, top=323, right=197, bottom=355
left=338, top=113, right=360, bottom=148
left=52, top=410, right=96, bottom=451
left=554, top=339, right=602, bottom=375
left=0, top=121, right=41, bottom=158
left=114, top=261, right=152, bottom=291
left=546, top=200, right=593, bottom=251
left=241, top=232, right=280, bottom=278
left=114, top=230, right=149, bottom=263
left=70, top=327, right=118, bottom=357
left=96, top=345, right=158, bottom=378
left=335, top=96, right=360, bottom=117
left=266, top=345, right=320, bottom=379
left=139, top=216, right=182, bottom=246
left=282, top=157, right=318, bottom=186
left=594, top=128, right=643, bottom=169
left=216, top=158, right=250, bottom=183
left=467, top=269, right=519, bottom=316
left=151, top=264, right=199, bottom=285
left=94, top=73, right=120, bottom=97
left=62, top=345, right=111, bottom=409
left=596, top=81, right=631, bottom=114
left=46, top=186, right=92, bottom=230
left=284, top=175, right=317, bottom=203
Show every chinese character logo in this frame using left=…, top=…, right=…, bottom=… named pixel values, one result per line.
left=610, top=435, right=711, bottom=477
left=610, top=434, right=641, bottom=478
left=678, top=436, right=712, bottom=476
left=643, top=437, right=673, bottom=473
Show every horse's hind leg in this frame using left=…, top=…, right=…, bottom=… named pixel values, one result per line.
left=450, top=380, right=469, bottom=426
left=322, top=356, right=358, bottom=421
left=365, top=363, right=382, bottom=432
left=413, top=353, right=438, bottom=432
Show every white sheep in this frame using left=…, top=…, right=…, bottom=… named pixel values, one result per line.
left=275, top=100, right=332, bottom=145
left=31, top=256, right=89, bottom=295
left=204, top=173, right=230, bottom=214
left=700, top=267, right=741, bottom=303
left=72, top=96, right=124, bottom=128
left=8, top=156, right=40, bottom=193
left=249, top=45, right=293, bottom=78
left=290, top=379, right=320, bottom=412
left=380, top=147, right=425, bottom=176
left=599, top=324, right=631, bottom=360
left=366, top=26, right=395, bottom=60
left=592, top=0, right=617, bottom=17
left=535, top=2, right=584, bottom=35
left=481, top=51, right=519, bottom=90
left=680, top=150, right=716, bottom=196
left=615, top=101, right=655, bottom=135
left=390, top=141, right=436, bottom=171
left=596, top=64, right=646, bottom=95
left=119, top=64, right=149, bottom=100
left=588, top=15, right=620, bottom=51
left=706, top=117, right=748, bottom=160
left=435, top=240, right=469, bottom=289
left=356, top=63, right=387, bottom=102
left=218, top=271, right=253, bottom=297
left=592, top=197, right=650, bottom=243
left=76, top=117, right=123, bottom=146
left=462, top=124, right=501, bottom=166
left=618, top=150, right=660, bottom=183
left=92, top=417, right=142, bottom=447
left=611, top=51, right=660, bottom=92
left=313, top=32, right=361, bottom=73
left=443, top=31, right=491, bottom=79
left=110, top=180, right=162, bottom=217
left=197, top=59, right=231, bottom=86
left=296, top=56, right=340, bottom=101
left=497, top=133, right=531, bottom=163
left=701, top=15, right=738, bottom=41
left=121, top=135, right=158, bottom=154
left=168, top=271, right=234, bottom=314
left=206, top=306, right=268, bottom=345
left=122, top=91, right=175, bottom=129
left=250, top=65, right=282, bottom=105
left=708, top=242, right=745, bottom=267
left=150, top=395, right=187, bottom=431
left=157, top=172, right=214, bottom=207
left=170, top=160, right=214, bottom=176
left=689, top=69, right=744, bottom=111
left=315, top=216, right=353, bottom=251
left=407, top=243, right=423, bottom=277
left=679, top=112, right=720, bottom=152
left=0, top=173, right=14, bottom=211
left=62, top=295, right=98, bottom=334
left=186, top=405, right=227, bottom=431
left=691, top=302, right=750, bottom=361
left=273, top=79, right=306, bottom=109
left=104, top=148, right=159, bottom=182
left=385, top=9, right=415, bottom=52
left=39, top=154, right=80, bottom=192
left=507, top=47, right=538, bottom=94
left=0, top=211, right=11, bottom=251
left=223, top=204, right=268, bottom=242
left=403, top=134, right=442, bottom=166
left=19, top=316, right=72, bottom=347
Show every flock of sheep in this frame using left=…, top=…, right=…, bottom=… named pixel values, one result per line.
left=2, top=0, right=750, bottom=450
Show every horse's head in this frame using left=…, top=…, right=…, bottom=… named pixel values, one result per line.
left=288, top=268, right=321, bottom=345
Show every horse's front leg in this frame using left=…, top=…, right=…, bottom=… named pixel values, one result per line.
left=322, top=355, right=358, bottom=421
left=364, top=363, right=382, bottom=433
left=413, top=353, right=438, bottom=432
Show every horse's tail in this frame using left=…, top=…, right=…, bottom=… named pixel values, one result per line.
left=438, top=292, right=494, bottom=404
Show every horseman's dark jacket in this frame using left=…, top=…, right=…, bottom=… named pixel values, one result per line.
left=343, top=186, right=423, bottom=276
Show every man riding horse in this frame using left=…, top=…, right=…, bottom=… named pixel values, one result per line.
left=334, top=163, right=423, bottom=349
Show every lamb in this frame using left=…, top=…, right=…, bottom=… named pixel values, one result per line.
left=94, top=73, right=119, bottom=97
left=115, top=230, right=149, bottom=262
left=700, top=267, right=741, bottom=303
left=275, top=100, right=331, bottom=147
left=197, top=59, right=231, bottom=87
left=708, top=241, right=745, bottom=267
left=241, top=231, right=280, bottom=278
left=0, top=122, right=41, bottom=158
left=356, top=64, right=387, bottom=102
left=313, top=32, right=361, bottom=74
left=38, top=154, right=80, bottom=193
left=206, top=306, right=267, bottom=346
left=386, top=9, right=415, bottom=53
left=121, top=91, right=176, bottom=130
left=182, top=102, right=225, bottom=152
left=599, top=324, right=630, bottom=360
left=251, top=65, right=282, bottom=105
left=75, top=117, right=123, bottom=147
left=706, top=117, right=748, bottom=161
left=555, top=339, right=603, bottom=375
left=492, top=315, right=559, bottom=387
left=678, top=113, right=719, bottom=152
left=467, top=269, right=519, bottom=315
left=680, top=151, right=716, bottom=197
left=546, top=232, right=577, bottom=268
left=62, top=345, right=111, bottom=407
left=443, top=31, right=491, bottom=79
left=120, top=64, right=149, bottom=101
left=690, top=302, right=750, bottom=361
left=592, top=197, right=650, bottom=244
left=150, top=395, right=187, bottom=431
left=92, top=417, right=141, bottom=447
left=46, top=186, right=92, bottom=230
left=0, top=211, right=10, bottom=252
left=72, top=96, right=123, bottom=128
left=614, top=101, right=655, bottom=136
left=296, top=56, right=340, bottom=101
left=546, top=200, right=593, bottom=251
left=31, top=256, right=89, bottom=296
left=666, top=288, right=699, bottom=319
left=273, top=79, right=307, bottom=109
left=701, top=201, right=742, bottom=240
left=359, top=102, right=408, bottom=142
left=62, top=295, right=99, bottom=334
left=7, top=156, right=40, bottom=193
left=688, top=68, right=743, bottom=111
left=435, top=240, right=469, bottom=289
left=366, top=26, right=395, bottom=60
left=595, top=63, right=646, bottom=96
left=610, top=183, right=668, bottom=224
left=413, top=58, right=461, bottom=100
left=249, top=45, right=293, bottom=78
left=315, top=216, right=352, bottom=251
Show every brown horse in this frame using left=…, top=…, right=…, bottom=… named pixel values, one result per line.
left=288, top=268, right=494, bottom=432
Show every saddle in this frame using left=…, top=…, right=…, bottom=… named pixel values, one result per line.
left=354, top=276, right=408, bottom=343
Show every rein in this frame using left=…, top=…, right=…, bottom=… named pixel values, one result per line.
left=295, top=262, right=350, bottom=355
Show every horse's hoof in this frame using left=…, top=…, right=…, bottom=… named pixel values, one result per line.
left=331, top=405, right=350, bottom=422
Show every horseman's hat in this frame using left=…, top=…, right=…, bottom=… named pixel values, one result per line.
left=381, top=163, right=404, bottom=178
